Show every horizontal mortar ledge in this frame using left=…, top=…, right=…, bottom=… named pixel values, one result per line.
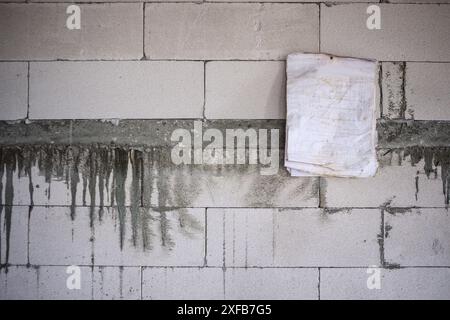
left=0, top=119, right=449, bottom=148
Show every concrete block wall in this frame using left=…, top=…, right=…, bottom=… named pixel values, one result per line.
left=0, top=1, right=449, bottom=300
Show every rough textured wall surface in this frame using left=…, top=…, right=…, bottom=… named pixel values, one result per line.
left=0, top=1, right=449, bottom=300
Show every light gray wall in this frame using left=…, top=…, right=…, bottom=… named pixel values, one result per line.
left=0, top=1, right=449, bottom=300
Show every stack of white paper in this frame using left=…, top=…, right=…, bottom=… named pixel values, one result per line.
left=285, top=53, right=378, bottom=177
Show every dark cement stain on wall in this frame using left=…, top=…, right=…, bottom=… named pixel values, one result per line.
left=246, top=172, right=318, bottom=207
left=382, top=147, right=450, bottom=204
left=432, top=239, right=444, bottom=255
left=378, top=120, right=450, bottom=148
left=1, top=149, right=16, bottom=268
left=0, top=145, right=204, bottom=268
left=0, top=120, right=449, bottom=269
left=405, top=147, right=450, bottom=204
left=384, top=224, right=392, bottom=238
left=0, top=149, right=3, bottom=265
left=0, top=120, right=286, bottom=149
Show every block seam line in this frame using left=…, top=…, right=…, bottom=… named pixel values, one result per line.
left=318, top=2, right=321, bottom=53
left=26, top=61, right=30, bottom=120
left=318, top=267, right=321, bottom=300
left=379, top=209, right=385, bottom=267
left=204, top=207, right=208, bottom=267
left=379, top=62, right=383, bottom=118
left=318, top=177, right=322, bottom=208
left=202, top=61, right=207, bottom=120
left=400, top=61, right=408, bottom=119
left=90, top=265, right=94, bottom=300
left=140, top=266, right=143, bottom=300
left=26, top=205, right=32, bottom=267
left=142, top=2, right=146, bottom=60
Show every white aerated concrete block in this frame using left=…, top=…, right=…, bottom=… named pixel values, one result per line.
left=92, top=267, right=141, bottom=300
left=384, top=209, right=450, bottom=267
left=321, top=268, right=450, bottom=300
left=406, top=63, right=450, bottom=120
left=207, top=208, right=381, bottom=267
left=142, top=267, right=224, bottom=300
left=0, top=63, right=28, bottom=120
left=29, top=206, right=93, bottom=266
left=29, top=61, right=204, bottom=119
left=224, top=268, right=318, bottom=300
left=145, top=3, right=319, bottom=60
left=0, top=4, right=143, bottom=60
left=321, top=4, right=450, bottom=61
left=205, top=61, right=286, bottom=119
left=93, top=208, right=205, bottom=267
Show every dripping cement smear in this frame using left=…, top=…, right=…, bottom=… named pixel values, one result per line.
left=0, top=149, right=3, bottom=265
left=382, top=147, right=450, bottom=204
left=3, top=149, right=15, bottom=268
left=0, top=144, right=449, bottom=268
left=0, top=145, right=203, bottom=267
left=404, top=147, right=450, bottom=205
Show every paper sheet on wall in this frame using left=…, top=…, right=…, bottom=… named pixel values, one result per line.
left=285, top=53, right=378, bottom=177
